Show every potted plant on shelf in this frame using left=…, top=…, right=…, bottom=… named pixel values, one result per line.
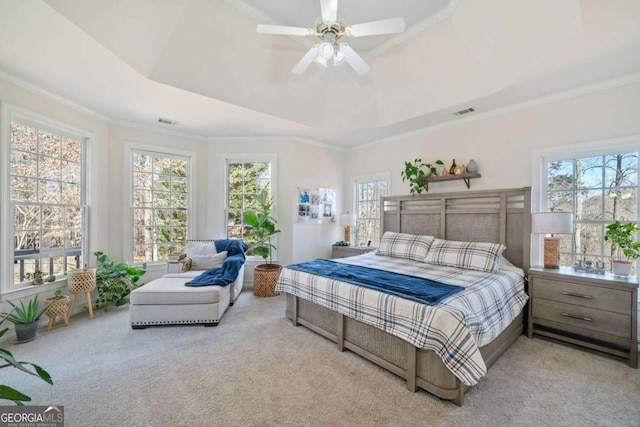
left=94, top=252, right=147, bottom=311
left=401, top=158, right=444, bottom=195
left=0, top=295, right=54, bottom=343
left=244, top=191, right=282, bottom=297
left=604, top=220, right=640, bottom=276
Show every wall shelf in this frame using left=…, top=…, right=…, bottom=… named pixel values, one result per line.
left=416, top=173, right=481, bottom=191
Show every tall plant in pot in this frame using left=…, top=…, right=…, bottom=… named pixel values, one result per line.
left=244, top=191, right=282, bottom=297
left=604, top=221, right=640, bottom=276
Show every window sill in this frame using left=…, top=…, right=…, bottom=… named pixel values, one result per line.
left=1, top=279, right=70, bottom=302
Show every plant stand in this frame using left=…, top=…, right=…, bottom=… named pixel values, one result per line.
left=254, top=264, right=282, bottom=297
left=67, top=268, right=96, bottom=320
left=45, top=296, right=70, bottom=331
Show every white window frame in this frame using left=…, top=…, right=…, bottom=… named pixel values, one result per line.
left=124, top=143, right=196, bottom=265
left=221, top=153, right=278, bottom=262
left=1, top=103, right=95, bottom=296
left=352, top=172, right=390, bottom=247
left=531, top=135, right=640, bottom=268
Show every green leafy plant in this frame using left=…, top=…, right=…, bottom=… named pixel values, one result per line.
left=243, top=192, right=281, bottom=265
left=0, top=310, right=53, bottom=405
left=0, top=296, right=53, bottom=325
left=604, top=221, right=640, bottom=261
left=401, top=158, right=444, bottom=195
left=94, top=252, right=146, bottom=311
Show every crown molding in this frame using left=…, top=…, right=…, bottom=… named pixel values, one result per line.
left=110, top=119, right=208, bottom=141
left=349, top=72, right=640, bottom=151
left=0, top=70, right=110, bottom=122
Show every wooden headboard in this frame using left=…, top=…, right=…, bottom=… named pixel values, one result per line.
left=381, top=187, right=532, bottom=271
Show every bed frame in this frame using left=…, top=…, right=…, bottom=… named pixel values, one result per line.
left=284, top=187, right=532, bottom=406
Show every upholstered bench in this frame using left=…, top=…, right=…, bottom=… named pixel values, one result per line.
left=129, top=277, right=231, bottom=329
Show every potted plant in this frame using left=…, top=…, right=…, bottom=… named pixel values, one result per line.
left=0, top=295, right=54, bottom=343
left=94, top=252, right=147, bottom=311
left=401, top=158, right=444, bottom=195
left=244, top=191, right=282, bottom=297
left=0, top=310, right=53, bottom=404
left=604, top=220, right=640, bottom=276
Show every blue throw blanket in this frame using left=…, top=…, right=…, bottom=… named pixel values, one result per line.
left=186, top=239, right=248, bottom=287
left=285, top=259, right=464, bottom=305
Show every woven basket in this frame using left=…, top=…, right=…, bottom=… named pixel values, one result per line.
left=45, top=296, right=70, bottom=318
left=253, top=264, right=283, bottom=298
left=68, top=268, right=96, bottom=294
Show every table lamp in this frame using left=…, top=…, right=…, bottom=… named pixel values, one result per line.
left=340, top=212, right=356, bottom=245
left=533, top=212, right=573, bottom=269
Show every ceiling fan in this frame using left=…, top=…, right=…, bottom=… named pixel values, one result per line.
left=256, top=0, right=406, bottom=75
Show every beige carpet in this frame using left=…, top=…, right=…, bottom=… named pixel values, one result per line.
left=2, top=292, right=639, bottom=427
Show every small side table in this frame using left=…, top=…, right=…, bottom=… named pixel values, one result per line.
left=331, top=245, right=376, bottom=259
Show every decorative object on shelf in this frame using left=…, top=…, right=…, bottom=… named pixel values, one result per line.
left=0, top=295, right=55, bottom=343
left=44, top=290, right=70, bottom=331
left=454, top=164, right=466, bottom=175
left=449, top=159, right=458, bottom=175
left=244, top=191, right=282, bottom=297
left=573, top=259, right=606, bottom=275
left=532, top=212, right=573, bottom=269
left=466, top=159, right=479, bottom=173
left=33, top=270, right=43, bottom=285
left=340, top=212, right=357, bottom=245
left=46, top=274, right=56, bottom=282
left=67, top=267, right=97, bottom=319
left=401, top=158, right=444, bottom=195
left=334, top=241, right=350, bottom=246
left=604, top=220, right=640, bottom=276
left=297, top=187, right=335, bottom=223
left=441, top=168, right=448, bottom=176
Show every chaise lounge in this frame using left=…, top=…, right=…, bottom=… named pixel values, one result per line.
left=129, top=239, right=247, bottom=329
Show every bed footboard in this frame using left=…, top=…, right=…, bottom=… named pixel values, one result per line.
left=286, top=294, right=523, bottom=406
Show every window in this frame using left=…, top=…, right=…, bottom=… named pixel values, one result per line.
left=354, top=175, right=389, bottom=246
left=225, top=157, right=275, bottom=255
left=130, top=150, right=190, bottom=262
left=9, top=119, right=87, bottom=288
left=539, top=140, right=638, bottom=270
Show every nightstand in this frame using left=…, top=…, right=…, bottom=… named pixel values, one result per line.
left=331, top=245, right=376, bottom=259
left=527, top=267, right=638, bottom=368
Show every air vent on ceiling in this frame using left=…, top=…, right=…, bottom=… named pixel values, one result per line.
left=453, top=107, right=476, bottom=116
left=157, top=118, right=178, bottom=125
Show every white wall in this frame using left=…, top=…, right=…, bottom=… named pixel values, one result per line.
left=345, top=81, right=640, bottom=202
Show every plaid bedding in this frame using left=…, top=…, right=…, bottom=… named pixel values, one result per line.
left=275, top=252, right=528, bottom=386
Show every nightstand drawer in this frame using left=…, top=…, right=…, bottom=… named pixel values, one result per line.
left=532, top=298, right=631, bottom=339
left=531, top=277, right=630, bottom=315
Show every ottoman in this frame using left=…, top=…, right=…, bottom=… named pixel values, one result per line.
left=129, top=277, right=230, bottom=329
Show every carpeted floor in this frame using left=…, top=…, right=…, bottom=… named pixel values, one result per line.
left=2, top=291, right=639, bottom=427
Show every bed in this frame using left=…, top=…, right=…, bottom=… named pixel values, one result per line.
left=275, top=187, right=532, bottom=406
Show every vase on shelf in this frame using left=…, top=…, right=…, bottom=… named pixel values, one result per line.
left=466, top=159, right=479, bottom=173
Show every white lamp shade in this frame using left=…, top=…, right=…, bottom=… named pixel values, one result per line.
left=340, top=213, right=356, bottom=227
left=532, top=212, right=573, bottom=235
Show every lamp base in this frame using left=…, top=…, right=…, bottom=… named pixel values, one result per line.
left=543, top=236, right=560, bottom=269
left=344, top=227, right=351, bottom=245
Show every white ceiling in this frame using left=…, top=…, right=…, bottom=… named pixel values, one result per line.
left=0, top=0, right=639, bottom=149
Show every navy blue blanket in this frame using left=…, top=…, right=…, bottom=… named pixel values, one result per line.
left=186, top=239, right=248, bottom=287
left=285, top=259, right=464, bottom=305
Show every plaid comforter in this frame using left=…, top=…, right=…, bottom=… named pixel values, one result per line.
left=275, top=252, right=528, bottom=386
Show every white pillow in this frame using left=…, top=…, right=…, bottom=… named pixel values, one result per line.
left=376, top=232, right=434, bottom=262
left=424, top=239, right=505, bottom=273
left=191, top=251, right=228, bottom=270
left=184, top=241, right=217, bottom=257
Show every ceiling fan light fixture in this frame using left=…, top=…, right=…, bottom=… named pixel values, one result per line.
left=333, top=50, right=346, bottom=66
left=315, top=55, right=328, bottom=68
left=319, top=42, right=334, bottom=59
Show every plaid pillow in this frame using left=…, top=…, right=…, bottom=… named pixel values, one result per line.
left=424, top=239, right=505, bottom=273
left=376, top=232, right=434, bottom=262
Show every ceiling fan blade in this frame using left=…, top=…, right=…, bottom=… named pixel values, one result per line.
left=339, top=44, right=371, bottom=75
left=320, top=0, right=338, bottom=22
left=257, top=24, right=313, bottom=36
left=346, top=17, right=406, bottom=37
left=292, top=46, right=321, bottom=74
